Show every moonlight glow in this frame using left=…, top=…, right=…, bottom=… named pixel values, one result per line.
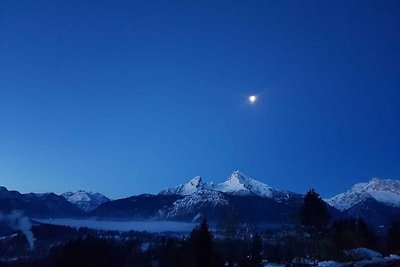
left=249, top=95, right=257, bottom=103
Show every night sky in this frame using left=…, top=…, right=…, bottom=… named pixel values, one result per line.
left=1, top=1, right=399, bottom=199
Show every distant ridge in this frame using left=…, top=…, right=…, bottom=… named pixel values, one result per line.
left=326, top=177, right=400, bottom=211
left=62, top=191, right=110, bottom=212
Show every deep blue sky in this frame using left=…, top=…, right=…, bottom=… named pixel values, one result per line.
left=1, top=1, right=399, bottom=198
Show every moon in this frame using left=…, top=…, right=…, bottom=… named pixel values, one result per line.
left=249, top=95, right=257, bottom=103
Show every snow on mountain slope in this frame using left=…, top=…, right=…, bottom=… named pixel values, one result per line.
left=212, top=171, right=289, bottom=199
left=159, top=171, right=293, bottom=201
left=326, top=178, right=400, bottom=211
left=159, top=189, right=229, bottom=219
left=159, top=176, right=207, bottom=195
left=62, top=191, right=110, bottom=212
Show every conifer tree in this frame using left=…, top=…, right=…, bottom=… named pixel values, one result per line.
left=300, top=189, right=330, bottom=232
left=189, top=219, right=214, bottom=267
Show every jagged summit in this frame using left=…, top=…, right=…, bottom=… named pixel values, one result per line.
left=159, top=176, right=207, bottom=196
left=0, top=186, right=8, bottom=192
left=326, top=177, right=400, bottom=211
left=189, top=176, right=202, bottom=186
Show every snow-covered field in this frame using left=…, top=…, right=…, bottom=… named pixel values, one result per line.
left=34, top=218, right=196, bottom=233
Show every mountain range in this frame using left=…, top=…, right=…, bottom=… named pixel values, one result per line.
left=326, top=178, right=400, bottom=225
left=0, top=186, right=84, bottom=218
left=0, top=172, right=399, bottom=226
left=91, top=171, right=302, bottom=223
left=159, top=171, right=297, bottom=201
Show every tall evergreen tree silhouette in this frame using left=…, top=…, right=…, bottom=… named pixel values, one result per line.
left=189, top=219, right=214, bottom=267
left=300, top=189, right=330, bottom=232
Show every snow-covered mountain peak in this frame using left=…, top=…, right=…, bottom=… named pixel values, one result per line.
left=214, top=170, right=277, bottom=198
left=225, top=170, right=266, bottom=187
left=218, top=171, right=256, bottom=192
left=355, top=177, right=400, bottom=192
left=326, top=177, right=400, bottom=211
left=227, top=170, right=251, bottom=182
left=158, top=171, right=295, bottom=200
left=63, top=190, right=90, bottom=202
left=188, top=176, right=202, bottom=187
left=62, top=191, right=110, bottom=212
